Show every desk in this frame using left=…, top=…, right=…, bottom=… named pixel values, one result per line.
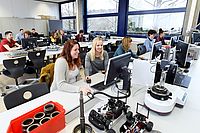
left=0, top=73, right=104, bottom=133
left=65, top=59, right=200, bottom=133
left=1, top=57, right=200, bottom=133
left=189, top=44, right=200, bottom=60
left=0, top=46, right=62, bottom=65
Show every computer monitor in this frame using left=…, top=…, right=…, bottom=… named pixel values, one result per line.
left=104, top=52, right=131, bottom=90
left=191, top=32, right=200, bottom=44
left=21, top=38, right=37, bottom=50
left=151, top=42, right=163, bottom=60
left=170, top=36, right=178, bottom=47
left=175, top=40, right=189, bottom=68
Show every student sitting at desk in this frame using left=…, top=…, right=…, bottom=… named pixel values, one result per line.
left=50, top=31, right=59, bottom=44
left=31, top=28, right=39, bottom=38
left=15, top=28, right=24, bottom=44
left=24, top=30, right=31, bottom=39
left=155, top=28, right=166, bottom=45
left=0, top=31, right=21, bottom=52
left=75, top=29, right=85, bottom=42
left=113, top=37, right=139, bottom=58
left=144, top=29, right=157, bottom=52
left=84, top=37, right=109, bottom=78
left=50, top=39, right=92, bottom=95
left=59, top=29, right=69, bottom=45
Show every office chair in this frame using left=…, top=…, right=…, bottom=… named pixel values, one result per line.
left=104, top=43, right=112, bottom=52
left=0, top=71, right=6, bottom=97
left=79, top=46, right=88, bottom=68
left=3, top=83, right=49, bottom=110
left=137, top=43, right=147, bottom=55
left=28, top=50, right=46, bottom=78
left=3, top=56, right=26, bottom=89
left=108, top=51, right=115, bottom=58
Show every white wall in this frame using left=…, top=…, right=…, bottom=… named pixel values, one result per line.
left=0, top=0, right=59, bottom=19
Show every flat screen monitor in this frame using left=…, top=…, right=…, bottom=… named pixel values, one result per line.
left=191, top=32, right=200, bottom=44
left=151, top=42, right=162, bottom=60
left=104, top=52, right=131, bottom=90
left=170, top=36, right=178, bottom=47
left=21, top=38, right=37, bottom=50
left=176, top=40, right=189, bottom=67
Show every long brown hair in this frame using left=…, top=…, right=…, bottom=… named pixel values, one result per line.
left=122, top=37, right=132, bottom=52
left=60, top=39, right=81, bottom=70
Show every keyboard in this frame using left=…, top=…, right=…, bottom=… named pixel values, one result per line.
left=5, top=50, right=28, bottom=58
left=91, top=79, right=120, bottom=91
left=174, top=74, right=191, bottom=88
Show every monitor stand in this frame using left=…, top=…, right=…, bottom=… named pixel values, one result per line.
left=144, top=83, right=187, bottom=114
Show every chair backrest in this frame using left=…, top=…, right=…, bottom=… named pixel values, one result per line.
left=4, top=83, right=49, bottom=110
left=28, top=50, right=46, bottom=77
left=137, top=44, right=146, bottom=55
left=3, top=56, right=26, bottom=79
left=79, top=46, right=88, bottom=67
left=79, top=46, right=88, bottom=53
left=108, top=51, right=115, bottom=59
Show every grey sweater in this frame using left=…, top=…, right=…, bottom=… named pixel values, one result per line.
left=84, top=51, right=109, bottom=76
left=50, top=57, right=80, bottom=93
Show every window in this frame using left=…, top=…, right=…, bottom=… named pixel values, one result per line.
left=127, top=12, right=185, bottom=34
left=61, top=2, right=76, bottom=17
left=87, top=17, right=118, bottom=33
left=129, top=0, right=187, bottom=11
left=63, top=19, right=76, bottom=31
left=87, top=0, right=119, bottom=15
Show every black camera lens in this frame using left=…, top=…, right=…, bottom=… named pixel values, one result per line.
left=44, top=103, right=55, bottom=115
left=34, top=112, right=45, bottom=123
left=50, top=111, right=60, bottom=118
left=26, top=124, right=40, bottom=132
left=22, top=118, right=34, bottom=130
left=39, top=117, right=51, bottom=125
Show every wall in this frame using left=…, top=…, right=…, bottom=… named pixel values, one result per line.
left=0, top=0, right=59, bottom=19
left=0, top=0, right=59, bottom=36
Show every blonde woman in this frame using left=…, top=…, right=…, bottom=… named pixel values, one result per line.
left=84, top=37, right=109, bottom=78
left=114, top=37, right=138, bottom=58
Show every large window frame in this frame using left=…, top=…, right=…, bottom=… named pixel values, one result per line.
left=59, top=0, right=188, bottom=37
left=127, top=7, right=187, bottom=38
left=59, top=0, right=76, bottom=32
left=83, top=0, right=119, bottom=35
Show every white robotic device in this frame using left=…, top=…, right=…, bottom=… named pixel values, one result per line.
left=144, top=60, right=187, bottom=114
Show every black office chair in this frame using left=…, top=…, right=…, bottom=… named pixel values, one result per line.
left=80, top=46, right=88, bottom=68
left=137, top=43, right=147, bottom=55
left=3, top=57, right=26, bottom=89
left=104, top=43, right=112, bottom=52
left=3, top=83, right=49, bottom=110
left=28, top=50, right=46, bottom=78
left=108, top=51, right=115, bottom=58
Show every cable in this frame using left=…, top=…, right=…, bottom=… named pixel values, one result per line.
left=150, top=64, right=156, bottom=73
